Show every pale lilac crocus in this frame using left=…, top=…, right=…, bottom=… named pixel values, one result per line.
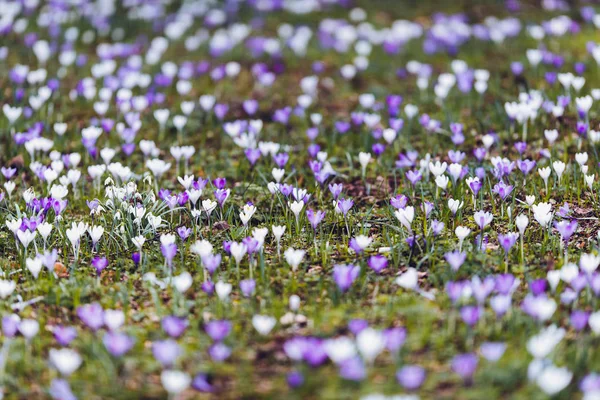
left=333, top=264, right=360, bottom=293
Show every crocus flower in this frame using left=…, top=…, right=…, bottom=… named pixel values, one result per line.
left=287, top=371, right=304, bottom=388
left=152, top=339, right=181, bottom=367
left=452, top=353, right=478, bottom=383
left=49, top=379, right=77, bottom=400
left=474, top=210, right=493, bottom=230
left=205, top=320, right=232, bottom=342
left=336, top=198, right=354, bottom=216
left=332, top=264, right=360, bottom=293
left=103, top=332, right=134, bottom=357
left=306, top=209, right=326, bottom=231
left=367, top=255, right=388, bottom=274
left=445, top=251, right=466, bottom=271
left=339, top=357, right=366, bottom=381
left=240, top=279, right=256, bottom=297
left=192, top=373, right=214, bottom=393
left=209, top=342, right=232, bottom=362
left=480, top=342, right=506, bottom=362
left=554, top=220, right=577, bottom=243
left=91, top=256, right=108, bottom=276
left=77, top=303, right=104, bottom=331
left=162, top=316, right=188, bottom=338
left=54, top=326, right=77, bottom=347
left=460, top=306, right=482, bottom=326
left=498, top=232, right=519, bottom=255
left=396, top=365, right=426, bottom=390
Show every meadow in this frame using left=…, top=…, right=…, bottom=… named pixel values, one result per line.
left=1, top=0, right=600, bottom=399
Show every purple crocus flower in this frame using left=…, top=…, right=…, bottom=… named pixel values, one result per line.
left=445, top=251, right=466, bottom=271
left=469, top=178, right=483, bottom=196
left=2, top=315, right=19, bottom=338
left=518, top=159, right=536, bottom=175
left=473, top=148, right=487, bottom=162
left=348, top=319, right=369, bottom=335
left=213, top=177, right=227, bottom=189
left=332, top=264, right=360, bottom=293
left=452, top=353, right=478, bottom=383
left=571, top=310, right=590, bottom=331
left=580, top=373, right=600, bottom=394
left=480, top=342, right=506, bottom=362
left=513, top=142, right=527, bottom=154
left=104, top=332, right=134, bottom=358
left=335, top=120, right=351, bottom=134
left=497, top=233, right=518, bottom=254
left=431, top=220, right=445, bottom=236
left=164, top=195, right=178, bottom=209
left=348, top=237, right=366, bottom=254
left=422, top=201, right=434, bottom=219
left=243, top=99, right=258, bottom=115
left=308, top=144, right=321, bottom=158
left=493, top=181, right=514, bottom=200
left=273, top=153, right=289, bottom=168
left=245, top=148, right=261, bottom=166
left=202, top=280, right=215, bottom=295
left=471, top=276, right=495, bottom=304
left=529, top=279, right=547, bottom=296
left=214, top=104, right=229, bottom=120
left=306, top=209, right=326, bottom=231
left=571, top=274, right=588, bottom=293
left=162, top=316, right=188, bottom=338
left=339, top=357, right=366, bottom=381
left=158, top=189, right=171, bottom=201
left=202, top=254, right=222, bottom=275
left=161, top=242, right=178, bottom=268
left=396, top=365, right=426, bottom=390
left=192, top=373, right=214, bottom=392
left=337, top=198, right=354, bottom=217
left=460, top=306, right=482, bottom=326
left=209, top=342, right=231, bottom=362
left=495, top=274, right=516, bottom=295
left=239, top=279, right=256, bottom=297
left=511, top=61, right=524, bottom=75
left=369, top=142, right=384, bottom=156
left=383, top=327, right=406, bottom=353
left=405, top=170, right=422, bottom=185
left=367, top=255, right=388, bottom=274
left=390, top=195, right=408, bottom=209
left=91, top=256, right=108, bottom=276
left=86, top=199, right=99, bottom=212
left=396, top=152, right=417, bottom=168
left=328, top=183, right=343, bottom=200
left=273, top=107, right=292, bottom=125
left=54, top=326, right=77, bottom=346
left=177, top=226, right=192, bottom=241
left=287, top=371, right=304, bottom=388
left=77, top=303, right=104, bottom=331
left=554, top=220, right=578, bottom=243
left=152, top=339, right=181, bottom=367
left=302, top=338, right=328, bottom=367
left=558, top=202, right=571, bottom=218
left=205, top=320, right=232, bottom=342
left=49, top=379, right=77, bottom=400
left=348, top=318, right=369, bottom=336
left=214, top=189, right=230, bottom=207
left=132, top=252, right=141, bottom=266
left=1, top=167, right=17, bottom=180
